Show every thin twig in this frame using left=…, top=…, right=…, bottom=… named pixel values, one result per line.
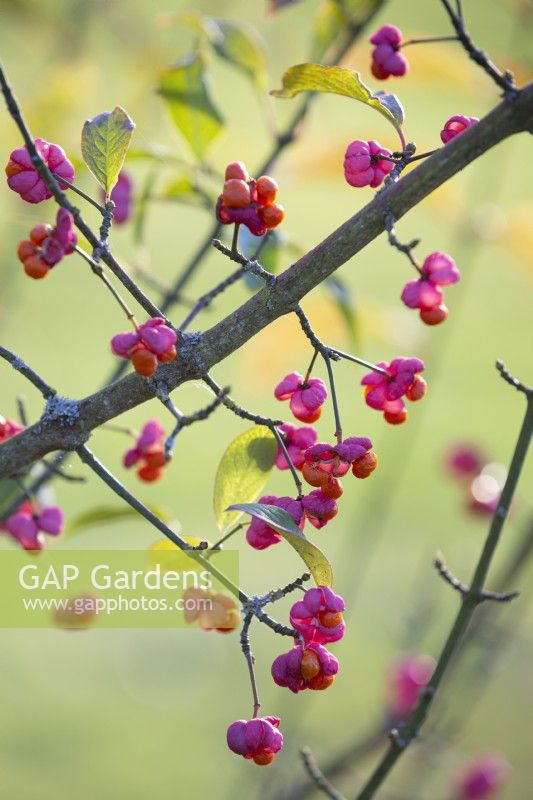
left=303, top=349, right=320, bottom=384
left=50, top=172, right=105, bottom=213
left=354, top=384, right=533, bottom=799
left=180, top=265, right=247, bottom=331
left=181, top=232, right=274, bottom=331
left=209, top=523, right=245, bottom=553
left=434, top=553, right=519, bottom=603
left=294, top=305, right=343, bottom=442
left=401, top=35, right=458, bottom=47
left=265, top=573, right=311, bottom=604
left=74, top=246, right=137, bottom=324
left=329, top=349, right=389, bottom=377
left=385, top=213, right=422, bottom=273
left=0, top=346, right=56, bottom=398
left=202, top=374, right=302, bottom=496
left=439, top=0, right=517, bottom=95
left=272, top=424, right=304, bottom=498
left=164, top=389, right=229, bottom=456
left=16, top=396, right=28, bottom=426
left=41, top=459, right=86, bottom=483
left=75, top=443, right=299, bottom=639
left=496, top=360, right=532, bottom=397
left=203, top=374, right=282, bottom=428
left=241, top=614, right=261, bottom=718
left=300, top=748, right=347, bottom=800
left=0, top=453, right=69, bottom=523
left=0, top=64, right=165, bottom=320
left=212, top=239, right=276, bottom=284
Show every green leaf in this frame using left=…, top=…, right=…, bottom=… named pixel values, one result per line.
left=158, top=53, right=224, bottom=161
left=177, top=14, right=268, bottom=92
left=64, top=505, right=172, bottom=537
left=229, top=503, right=334, bottom=587
left=325, top=275, right=359, bottom=348
left=81, top=106, right=135, bottom=198
left=213, top=426, right=277, bottom=533
left=271, top=63, right=403, bottom=136
left=210, top=20, right=268, bottom=90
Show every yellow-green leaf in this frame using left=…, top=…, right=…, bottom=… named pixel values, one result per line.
left=158, top=53, right=224, bottom=161
left=271, top=63, right=403, bottom=136
left=210, top=19, right=268, bottom=90
left=177, top=14, right=268, bottom=91
left=81, top=106, right=135, bottom=198
left=213, top=426, right=277, bottom=533
left=229, top=503, right=333, bottom=587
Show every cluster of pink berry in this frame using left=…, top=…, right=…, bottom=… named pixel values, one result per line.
left=0, top=419, right=64, bottom=551
left=272, top=585, right=344, bottom=693
left=6, top=137, right=74, bottom=204
left=17, top=208, right=77, bottom=279
left=343, top=23, right=480, bottom=193
left=276, top=422, right=378, bottom=492
left=216, top=161, right=285, bottom=236
left=123, top=419, right=169, bottom=482
left=344, top=117, right=478, bottom=192
left=2, top=504, right=64, bottom=550
left=445, top=443, right=506, bottom=517
left=243, top=372, right=378, bottom=549
left=246, top=492, right=336, bottom=550
left=369, top=24, right=409, bottom=79
left=274, top=372, right=327, bottom=423
left=361, top=357, right=426, bottom=424
left=344, top=139, right=395, bottom=188
left=401, top=251, right=461, bottom=325
left=111, top=317, right=177, bottom=377
left=227, top=585, right=346, bottom=766
left=227, top=716, right=283, bottom=766
left=301, top=437, right=377, bottom=496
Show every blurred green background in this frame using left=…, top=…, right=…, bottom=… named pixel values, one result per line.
left=0, top=0, right=532, bottom=797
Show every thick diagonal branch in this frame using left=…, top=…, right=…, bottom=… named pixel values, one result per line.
left=1, top=84, right=532, bottom=479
